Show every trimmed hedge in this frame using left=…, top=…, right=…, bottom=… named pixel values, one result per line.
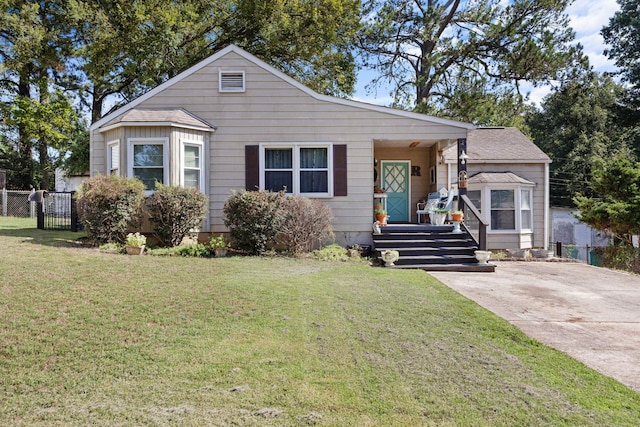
left=76, top=175, right=146, bottom=245
left=147, top=183, right=209, bottom=247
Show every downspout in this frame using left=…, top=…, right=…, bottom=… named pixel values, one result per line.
left=544, top=162, right=550, bottom=250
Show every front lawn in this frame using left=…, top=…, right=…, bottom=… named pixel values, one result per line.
left=1, top=217, right=639, bottom=426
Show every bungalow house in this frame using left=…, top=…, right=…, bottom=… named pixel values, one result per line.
left=89, top=45, right=548, bottom=253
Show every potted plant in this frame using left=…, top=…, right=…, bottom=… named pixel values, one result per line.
left=381, top=250, right=399, bottom=266
left=430, top=208, right=449, bottom=226
left=125, top=232, right=146, bottom=255
left=374, top=205, right=387, bottom=224
left=210, top=234, right=230, bottom=257
left=451, top=210, right=464, bottom=222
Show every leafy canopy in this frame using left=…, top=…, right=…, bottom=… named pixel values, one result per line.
left=357, top=0, right=582, bottom=124
left=575, top=154, right=640, bottom=245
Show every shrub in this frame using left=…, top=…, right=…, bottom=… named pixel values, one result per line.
left=276, top=196, right=334, bottom=254
left=175, top=243, right=212, bottom=257
left=223, top=190, right=286, bottom=255
left=76, top=175, right=145, bottom=245
left=147, top=184, right=209, bottom=247
left=602, top=245, right=640, bottom=274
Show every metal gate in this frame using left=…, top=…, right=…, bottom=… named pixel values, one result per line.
left=36, top=191, right=83, bottom=232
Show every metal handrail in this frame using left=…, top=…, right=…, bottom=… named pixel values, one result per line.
left=460, top=194, right=488, bottom=250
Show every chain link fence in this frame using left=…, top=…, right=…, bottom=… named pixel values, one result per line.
left=0, top=189, right=37, bottom=218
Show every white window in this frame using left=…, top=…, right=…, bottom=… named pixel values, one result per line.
left=490, top=189, right=515, bottom=230
left=128, top=138, right=168, bottom=191
left=520, top=189, right=532, bottom=230
left=260, top=144, right=332, bottom=197
left=181, top=141, right=204, bottom=192
left=219, top=70, right=245, bottom=92
left=107, top=140, right=120, bottom=176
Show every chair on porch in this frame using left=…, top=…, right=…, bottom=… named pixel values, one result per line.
left=428, top=189, right=457, bottom=225
left=416, top=192, right=441, bottom=223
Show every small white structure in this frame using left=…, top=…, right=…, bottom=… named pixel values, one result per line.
left=54, top=168, right=88, bottom=192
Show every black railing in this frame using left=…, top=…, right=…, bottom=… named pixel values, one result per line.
left=460, top=194, right=487, bottom=250
left=37, top=191, right=82, bottom=232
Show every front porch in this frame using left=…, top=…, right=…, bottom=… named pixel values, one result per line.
left=372, top=223, right=496, bottom=272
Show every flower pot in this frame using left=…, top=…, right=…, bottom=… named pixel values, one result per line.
left=125, top=245, right=145, bottom=255
left=214, top=247, right=228, bottom=257
left=430, top=212, right=447, bottom=226
left=375, top=214, right=387, bottom=225
left=451, top=212, right=464, bottom=222
left=474, top=250, right=491, bottom=264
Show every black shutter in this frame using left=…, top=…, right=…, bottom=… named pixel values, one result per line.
left=245, top=145, right=259, bottom=191
left=333, top=144, right=347, bottom=196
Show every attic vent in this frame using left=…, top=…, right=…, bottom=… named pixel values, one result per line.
left=219, top=70, right=245, bottom=92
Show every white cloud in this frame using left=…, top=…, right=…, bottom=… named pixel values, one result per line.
left=567, top=0, right=619, bottom=72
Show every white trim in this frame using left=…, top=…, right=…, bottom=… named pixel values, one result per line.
left=259, top=143, right=333, bottom=198
left=544, top=162, right=550, bottom=250
left=380, top=160, right=411, bottom=222
left=180, top=140, right=205, bottom=193
left=99, top=121, right=215, bottom=133
left=218, top=69, right=246, bottom=92
left=127, top=137, right=169, bottom=193
left=90, top=45, right=474, bottom=132
left=106, top=139, right=120, bottom=176
left=469, top=184, right=536, bottom=234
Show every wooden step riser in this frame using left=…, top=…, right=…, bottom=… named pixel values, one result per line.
left=379, top=249, right=477, bottom=257
left=374, top=242, right=476, bottom=249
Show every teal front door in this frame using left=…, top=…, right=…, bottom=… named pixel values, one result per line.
left=381, top=161, right=410, bottom=222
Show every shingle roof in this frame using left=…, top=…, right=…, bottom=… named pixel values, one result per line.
left=443, top=127, right=550, bottom=163
left=467, top=172, right=535, bottom=186
left=100, top=108, right=215, bottom=131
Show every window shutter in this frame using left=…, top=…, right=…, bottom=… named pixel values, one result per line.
left=245, top=145, right=259, bottom=191
left=333, top=144, right=347, bottom=196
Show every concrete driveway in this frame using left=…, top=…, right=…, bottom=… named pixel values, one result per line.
left=430, top=261, right=640, bottom=393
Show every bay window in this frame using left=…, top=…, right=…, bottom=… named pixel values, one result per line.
left=128, top=138, right=168, bottom=191
left=490, top=189, right=515, bottom=230
left=182, top=141, right=203, bottom=191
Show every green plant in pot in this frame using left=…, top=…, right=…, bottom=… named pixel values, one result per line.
left=125, top=232, right=146, bottom=255
left=374, top=205, right=387, bottom=224
left=210, top=234, right=231, bottom=257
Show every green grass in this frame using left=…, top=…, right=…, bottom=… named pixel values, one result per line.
left=1, top=217, right=639, bottom=426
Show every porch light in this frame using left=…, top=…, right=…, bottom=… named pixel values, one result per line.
left=459, top=150, right=469, bottom=165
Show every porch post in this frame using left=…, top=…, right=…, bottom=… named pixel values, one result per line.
left=457, top=138, right=467, bottom=211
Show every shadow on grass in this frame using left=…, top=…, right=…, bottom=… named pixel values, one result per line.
left=0, top=219, right=91, bottom=249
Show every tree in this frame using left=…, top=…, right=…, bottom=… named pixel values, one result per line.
left=0, top=0, right=78, bottom=189
left=357, top=0, right=582, bottom=121
left=527, top=71, right=632, bottom=206
left=74, top=0, right=360, bottom=123
left=575, top=154, right=640, bottom=245
left=602, top=0, right=640, bottom=110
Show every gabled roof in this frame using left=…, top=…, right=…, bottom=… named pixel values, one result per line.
left=99, top=108, right=215, bottom=133
left=468, top=172, right=535, bottom=186
left=91, top=45, right=474, bottom=132
left=443, top=127, right=551, bottom=164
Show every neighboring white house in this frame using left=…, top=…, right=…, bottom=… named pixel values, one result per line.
left=88, top=45, right=549, bottom=249
left=54, top=168, right=88, bottom=192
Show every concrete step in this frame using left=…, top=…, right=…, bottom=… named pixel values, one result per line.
left=387, top=263, right=496, bottom=272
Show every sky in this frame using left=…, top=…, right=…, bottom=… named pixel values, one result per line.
left=351, top=0, right=621, bottom=108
